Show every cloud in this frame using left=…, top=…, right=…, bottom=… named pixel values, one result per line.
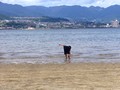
left=87, top=0, right=120, bottom=7
left=0, top=0, right=41, bottom=5
left=38, top=0, right=104, bottom=7
left=0, top=0, right=120, bottom=7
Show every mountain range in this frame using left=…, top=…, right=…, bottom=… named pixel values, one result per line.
left=0, top=2, right=120, bottom=22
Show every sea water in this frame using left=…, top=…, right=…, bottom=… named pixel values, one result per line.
left=0, top=28, right=120, bottom=64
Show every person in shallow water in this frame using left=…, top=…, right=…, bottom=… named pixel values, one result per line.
left=59, top=44, right=71, bottom=62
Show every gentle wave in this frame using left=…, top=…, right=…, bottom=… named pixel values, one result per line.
left=0, top=29, right=120, bottom=64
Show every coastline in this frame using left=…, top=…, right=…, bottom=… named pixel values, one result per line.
left=0, top=62, right=120, bottom=90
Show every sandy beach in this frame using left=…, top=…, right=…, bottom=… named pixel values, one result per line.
left=0, top=63, right=120, bottom=90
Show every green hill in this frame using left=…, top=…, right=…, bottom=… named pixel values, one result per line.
left=0, top=14, right=10, bottom=20
left=39, top=16, right=69, bottom=22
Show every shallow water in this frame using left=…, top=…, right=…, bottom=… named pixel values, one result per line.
left=0, top=28, right=120, bottom=64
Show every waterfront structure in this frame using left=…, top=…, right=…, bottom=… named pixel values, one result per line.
left=111, top=20, right=120, bottom=28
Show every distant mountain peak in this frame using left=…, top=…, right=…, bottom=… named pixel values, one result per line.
left=0, top=1, right=120, bottom=22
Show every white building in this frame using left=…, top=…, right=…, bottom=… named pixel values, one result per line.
left=111, top=20, right=120, bottom=28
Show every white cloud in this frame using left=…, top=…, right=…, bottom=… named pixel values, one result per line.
left=86, top=0, right=120, bottom=7
left=0, top=0, right=41, bottom=5
left=0, top=0, right=120, bottom=7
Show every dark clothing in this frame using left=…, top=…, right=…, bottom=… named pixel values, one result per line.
left=63, top=46, right=71, bottom=54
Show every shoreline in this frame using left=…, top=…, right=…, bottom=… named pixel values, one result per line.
left=0, top=27, right=120, bottom=30
left=0, top=62, right=120, bottom=90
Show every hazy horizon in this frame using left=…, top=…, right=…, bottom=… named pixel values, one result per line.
left=0, top=0, right=120, bottom=8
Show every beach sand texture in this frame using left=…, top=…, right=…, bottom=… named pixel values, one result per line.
left=0, top=63, right=120, bottom=90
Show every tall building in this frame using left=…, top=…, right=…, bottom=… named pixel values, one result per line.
left=111, top=20, right=120, bottom=28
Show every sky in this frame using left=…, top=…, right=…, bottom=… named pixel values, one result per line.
left=0, top=0, right=120, bottom=7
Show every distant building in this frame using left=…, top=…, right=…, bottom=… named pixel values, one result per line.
left=111, top=20, right=120, bottom=28
left=106, top=23, right=110, bottom=28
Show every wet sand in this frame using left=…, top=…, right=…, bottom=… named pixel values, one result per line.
left=0, top=63, right=120, bottom=90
